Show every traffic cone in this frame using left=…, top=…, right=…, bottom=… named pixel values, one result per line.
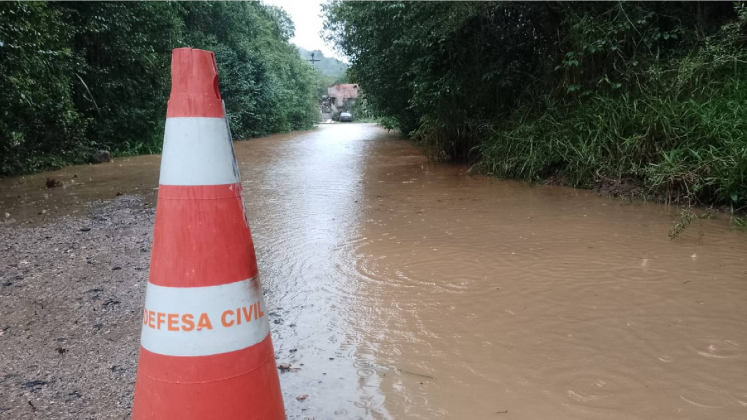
left=132, top=48, right=285, bottom=419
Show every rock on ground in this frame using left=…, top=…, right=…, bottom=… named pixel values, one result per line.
left=89, top=150, right=112, bottom=164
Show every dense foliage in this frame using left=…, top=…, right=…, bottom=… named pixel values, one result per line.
left=0, top=1, right=320, bottom=176
left=324, top=1, right=747, bottom=207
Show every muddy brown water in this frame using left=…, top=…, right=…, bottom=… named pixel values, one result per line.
left=2, top=123, right=746, bottom=419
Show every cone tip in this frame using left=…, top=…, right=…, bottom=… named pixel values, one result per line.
left=167, top=48, right=223, bottom=118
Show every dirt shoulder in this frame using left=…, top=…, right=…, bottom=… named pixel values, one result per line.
left=0, top=196, right=153, bottom=419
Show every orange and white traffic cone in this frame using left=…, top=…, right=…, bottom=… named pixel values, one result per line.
left=132, top=48, right=285, bottom=419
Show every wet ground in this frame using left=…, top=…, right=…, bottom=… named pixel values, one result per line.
left=1, top=123, right=746, bottom=419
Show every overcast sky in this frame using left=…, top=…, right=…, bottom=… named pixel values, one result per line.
left=263, top=0, right=346, bottom=62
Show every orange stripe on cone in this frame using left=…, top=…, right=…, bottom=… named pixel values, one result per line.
left=150, top=184, right=257, bottom=288
left=134, top=336, right=282, bottom=419
left=132, top=48, right=285, bottom=419
left=167, top=48, right=224, bottom=118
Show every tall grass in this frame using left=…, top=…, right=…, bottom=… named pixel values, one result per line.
left=480, top=6, right=747, bottom=208
left=481, top=81, right=747, bottom=205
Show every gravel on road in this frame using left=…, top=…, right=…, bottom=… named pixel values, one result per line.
left=1, top=196, right=153, bottom=419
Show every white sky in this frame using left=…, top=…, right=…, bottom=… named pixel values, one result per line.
left=262, top=0, right=346, bottom=62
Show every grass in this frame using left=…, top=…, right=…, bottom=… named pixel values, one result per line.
left=734, top=216, right=747, bottom=231
left=479, top=78, right=747, bottom=208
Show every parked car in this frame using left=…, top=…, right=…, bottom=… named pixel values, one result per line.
left=339, top=112, right=353, bottom=122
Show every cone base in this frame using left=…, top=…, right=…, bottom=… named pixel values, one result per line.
left=133, top=337, right=285, bottom=419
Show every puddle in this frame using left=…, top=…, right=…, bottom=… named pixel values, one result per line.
left=2, top=123, right=746, bottom=419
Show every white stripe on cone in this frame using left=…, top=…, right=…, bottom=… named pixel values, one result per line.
left=140, top=277, right=271, bottom=357
left=159, top=117, right=240, bottom=186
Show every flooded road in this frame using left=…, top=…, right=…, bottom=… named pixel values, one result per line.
left=2, top=123, right=746, bottom=419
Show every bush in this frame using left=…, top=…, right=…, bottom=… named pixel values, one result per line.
left=325, top=1, right=747, bottom=206
left=0, top=2, right=87, bottom=174
left=481, top=2, right=747, bottom=206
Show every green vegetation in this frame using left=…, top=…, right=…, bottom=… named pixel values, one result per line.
left=347, top=96, right=376, bottom=123
left=669, top=208, right=697, bottom=239
left=324, top=2, right=747, bottom=208
left=1, top=1, right=320, bottom=176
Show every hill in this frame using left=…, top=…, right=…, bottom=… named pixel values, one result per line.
left=297, top=47, right=348, bottom=78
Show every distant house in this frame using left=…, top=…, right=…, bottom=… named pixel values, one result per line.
left=327, top=84, right=359, bottom=107
left=321, top=84, right=360, bottom=120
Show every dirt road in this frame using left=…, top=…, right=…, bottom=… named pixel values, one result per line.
left=2, top=124, right=746, bottom=419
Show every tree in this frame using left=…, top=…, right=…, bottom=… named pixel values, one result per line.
left=0, top=2, right=83, bottom=174
left=0, top=1, right=322, bottom=176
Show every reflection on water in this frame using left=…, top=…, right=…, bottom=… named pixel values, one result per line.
left=0, top=154, right=161, bottom=222
left=2, top=123, right=746, bottom=419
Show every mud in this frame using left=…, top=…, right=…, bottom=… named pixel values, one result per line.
left=0, top=197, right=152, bottom=419
left=2, top=123, right=747, bottom=419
